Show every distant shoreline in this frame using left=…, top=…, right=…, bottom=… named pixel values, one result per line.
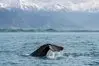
left=0, top=29, right=99, bottom=32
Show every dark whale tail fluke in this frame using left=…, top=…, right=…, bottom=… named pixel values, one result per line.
left=30, top=44, right=64, bottom=57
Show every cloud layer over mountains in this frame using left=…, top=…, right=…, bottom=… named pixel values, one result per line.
left=0, top=0, right=99, bottom=12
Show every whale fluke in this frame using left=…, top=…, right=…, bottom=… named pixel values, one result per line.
left=30, top=44, right=64, bottom=57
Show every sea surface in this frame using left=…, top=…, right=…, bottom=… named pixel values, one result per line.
left=0, top=32, right=99, bottom=66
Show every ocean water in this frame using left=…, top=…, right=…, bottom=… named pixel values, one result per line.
left=0, top=32, right=99, bottom=66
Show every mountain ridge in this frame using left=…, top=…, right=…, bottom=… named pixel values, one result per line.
left=0, top=9, right=83, bottom=30
left=0, top=0, right=99, bottom=30
left=0, top=8, right=99, bottom=30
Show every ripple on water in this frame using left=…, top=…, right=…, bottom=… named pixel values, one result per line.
left=0, top=32, right=99, bottom=66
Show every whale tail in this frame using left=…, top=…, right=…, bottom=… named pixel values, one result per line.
left=30, top=44, right=63, bottom=57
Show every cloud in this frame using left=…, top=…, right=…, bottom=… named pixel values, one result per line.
left=0, top=0, right=99, bottom=12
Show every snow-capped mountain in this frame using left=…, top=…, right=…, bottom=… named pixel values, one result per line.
left=0, top=0, right=99, bottom=30
left=0, top=0, right=99, bottom=12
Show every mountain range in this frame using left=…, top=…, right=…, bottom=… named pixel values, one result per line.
left=0, top=0, right=99, bottom=30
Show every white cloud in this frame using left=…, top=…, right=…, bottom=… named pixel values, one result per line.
left=0, top=0, right=99, bottom=12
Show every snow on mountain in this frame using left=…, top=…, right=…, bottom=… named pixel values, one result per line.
left=0, top=0, right=99, bottom=30
left=0, top=0, right=99, bottom=12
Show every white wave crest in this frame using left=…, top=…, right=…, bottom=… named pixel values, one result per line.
left=46, top=50, right=63, bottom=59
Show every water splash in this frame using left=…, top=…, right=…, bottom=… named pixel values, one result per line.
left=46, top=50, right=63, bottom=59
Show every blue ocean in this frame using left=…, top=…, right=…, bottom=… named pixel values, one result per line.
left=0, top=32, right=99, bottom=66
